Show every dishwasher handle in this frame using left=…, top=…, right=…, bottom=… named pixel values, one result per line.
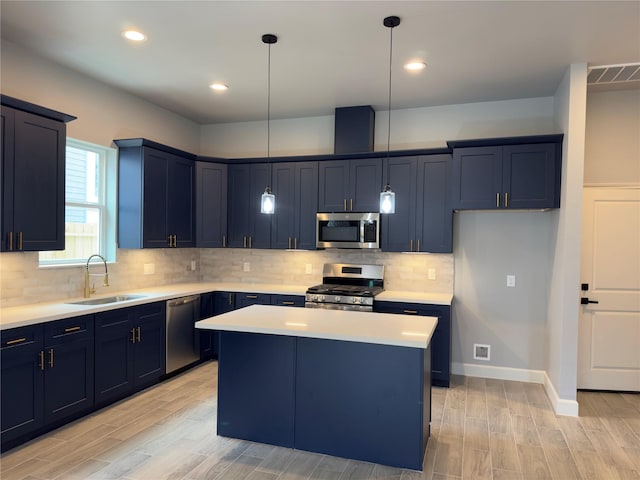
left=167, top=295, right=201, bottom=307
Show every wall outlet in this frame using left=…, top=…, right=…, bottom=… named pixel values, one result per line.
left=305, top=264, right=313, bottom=274
left=473, top=344, right=491, bottom=361
left=143, top=263, right=155, bottom=275
left=243, top=262, right=250, bottom=272
left=428, top=268, right=436, bottom=280
left=190, top=260, right=196, bottom=271
left=506, top=275, right=516, bottom=287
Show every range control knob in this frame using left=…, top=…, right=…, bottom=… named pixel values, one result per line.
left=334, top=296, right=341, bottom=303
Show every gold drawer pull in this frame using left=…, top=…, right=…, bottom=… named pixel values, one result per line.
left=18, top=231, right=23, bottom=250
left=64, top=326, right=81, bottom=333
left=8, top=231, right=13, bottom=251
left=39, top=351, right=45, bottom=371
left=48, top=349, right=54, bottom=368
left=131, top=328, right=136, bottom=344
left=403, top=309, right=418, bottom=315
left=136, top=327, right=141, bottom=343
left=246, top=295, right=258, bottom=299
left=282, top=301, right=295, bottom=305
left=6, top=337, right=27, bottom=345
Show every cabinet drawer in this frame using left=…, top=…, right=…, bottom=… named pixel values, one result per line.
left=1, top=325, right=42, bottom=350
left=271, top=295, right=304, bottom=307
left=44, top=315, right=93, bottom=343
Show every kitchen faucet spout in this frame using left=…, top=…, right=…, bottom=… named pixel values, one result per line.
left=85, top=254, right=109, bottom=298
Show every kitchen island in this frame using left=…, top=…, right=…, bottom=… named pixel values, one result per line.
left=195, top=305, right=438, bottom=470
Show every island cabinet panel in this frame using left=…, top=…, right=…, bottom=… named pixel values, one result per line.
left=195, top=162, right=227, bottom=248
left=318, top=158, right=382, bottom=212
left=295, top=338, right=430, bottom=470
left=217, top=332, right=296, bottom=447
left=452, top=142, right=560, bottom=210
left=374, top=302, right=451, bottom=387
left=227, top=163, right=272, bottom=248
left=199, top=292, right=217, bottom=360
left=270, top=161, right=318, bottom=250
left=381, top=154, right=452, bottom=253
left=1, top=105, right=69, bottom=252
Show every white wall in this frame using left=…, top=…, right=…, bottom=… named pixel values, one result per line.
left=584, top=89, right=640, bottom=186
left=0, top=41, right=200, bottom=152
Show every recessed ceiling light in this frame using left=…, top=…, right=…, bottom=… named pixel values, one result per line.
left=122, top=30, right=146, bottom=42
left=404, top=61, right=427, bottom=71
left=209, top=83, right=229, bottom=92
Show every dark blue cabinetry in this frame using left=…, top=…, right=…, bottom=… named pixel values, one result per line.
left=271, top=295, right=305, bottom=307
left=94, top=302, right=165, bottom=405
left=318, top=158, right=382, bottom=212
left=1, top=315, right=93, bottom=450
left=374, top=301, right=451, bottom=387
left=270, top=162, right=318, bottom=249
left=235, top=293, right=271, bottom=309
left=1, top=99, right=74, bottom=252
left=382, top=154, right=452, bottom=253
left=227, top=163, right=272, bottom=248
left=116, top=140, right=195, bottom=248
left=196, top=162, right=227, bottom=248
left=452, top=141, right=561, bottom=210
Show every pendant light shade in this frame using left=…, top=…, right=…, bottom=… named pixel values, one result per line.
left=380, top=15, right=400, bottom=214
left=380, top=184, right=395, bottom=214
left=261, top=33, right=277, bottom=215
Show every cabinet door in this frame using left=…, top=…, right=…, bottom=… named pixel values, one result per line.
left=12, top=110, right=66, bottom=251
left=196, top=162, right=227, bottom=248
left=94, top=309, right=135, bottom=405
left=452, top=146, right=502, bottom=210
left=168, top=155, right=195, bottom=247
left=503, top=143, right=558, bottom=209
left=381, top=157, right=417, bottom=252
left=43, top=316, right=94, bottom=424
left=199, top=292, right=217, bottom=359
left=131, top=302, right=166, bottom=388
left=271, top=163, right=296, bottom=249
left=318, top=161, right=349, bottom=212
left=142, top=148, right=170, bottom=248
left=1, top=106, right=16, bottom=251
left=235, top=293, right=271, bottom=309
left=416, top=155, right=453, bottom=253
left=249, top=163, right=272, bottom=249
left=0, top=326, right=44, bottom=444
left=350, top=158, right=382, bottom=212
left=214, top=291, right=236, bottom=315
left=294, top=162, right=319, bottom=250
left=227, top=164, right=251, bottom=247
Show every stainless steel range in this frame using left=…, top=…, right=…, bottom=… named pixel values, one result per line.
left=305, top=263, right=384, bottom=311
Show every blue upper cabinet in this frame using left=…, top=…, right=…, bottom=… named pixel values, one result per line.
left=382, top=154, right=452, bottom=253
left=227, top=163, right=272, bottom=248
left=271, top=161, right=318, bottom=250
left=1, top=97, right=75, bottom=252
left=116, top=139, right=195, bottom=248
left=195, top=161, right=227, bottom=248
left=450, top=136, right=562, bottom=210
left=318, top=158, right=382, bottom=212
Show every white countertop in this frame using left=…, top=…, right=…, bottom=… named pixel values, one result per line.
left=0, top=282, right=451, bottom=330
left=196, top=304, right=438, bottom=349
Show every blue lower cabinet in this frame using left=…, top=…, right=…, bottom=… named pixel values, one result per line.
left=235, top=293, right=271, bottom=309
left=270, top=295, right=304, bottom=307
left=217, top=332, right=296, bottom=447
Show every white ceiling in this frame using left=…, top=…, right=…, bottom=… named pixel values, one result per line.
left=1, top=1, right=639, bottom=124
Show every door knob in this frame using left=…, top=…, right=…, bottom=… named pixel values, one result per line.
left=580, top=297, right=599, bottom=305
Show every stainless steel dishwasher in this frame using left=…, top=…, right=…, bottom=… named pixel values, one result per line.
left=166, top=295, right=201, bottom=374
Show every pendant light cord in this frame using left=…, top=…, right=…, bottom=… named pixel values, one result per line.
left=267, top=41, right=271, bottom=161
left=387, top=24, right=393, bottom=158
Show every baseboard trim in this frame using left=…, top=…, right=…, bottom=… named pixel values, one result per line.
left=450, top=362, right=579, bottom=417
left=544, top=373, right=579, bottom=417
left=451, top=362, right=545, bottom=383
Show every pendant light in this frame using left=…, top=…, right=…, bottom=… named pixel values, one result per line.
left=261, top=33, right=277, bottom=214
left=380, top=15, right=400, bottom=214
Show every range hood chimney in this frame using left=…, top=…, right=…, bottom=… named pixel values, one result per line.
left=334, top=106, right=375, bottom=154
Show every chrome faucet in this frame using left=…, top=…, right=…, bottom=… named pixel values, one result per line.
left=85, top=254, right=109, bottom=298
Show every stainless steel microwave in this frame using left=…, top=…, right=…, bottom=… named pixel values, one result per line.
left=316, top=212, right=380, bottom=249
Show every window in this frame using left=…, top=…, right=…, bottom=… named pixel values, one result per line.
left=39, top=139, right=117, bottom=266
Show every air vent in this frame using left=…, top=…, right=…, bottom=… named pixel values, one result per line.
left=588, top=63, right=640, bottom=85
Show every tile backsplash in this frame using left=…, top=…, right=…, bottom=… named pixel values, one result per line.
left=0, top=248, right=453, bottom=308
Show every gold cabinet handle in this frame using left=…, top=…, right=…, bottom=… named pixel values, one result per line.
left=131, top=328, right=136, bottom=344
left=136, top=327, right=141, bottom=343
left=417, top=239, right=421, bottom=252
left=48, top=349, right=54, bottom=368
left=249, top=236, right=253, bottom=249
left=294, top=237, right=298, bottom=249
left=7, top=231, right=13, bottom=251
left=168, top=235, right=173, bottom=247
left=403, top=309, right=418, bottom=315
left=343, top=199, right=347, bottom=211
left=246, top=295, right=258, bottom=299
left=64, top=326, right=81, bottom=333
left=409, top=239, right=413, bottom=252
left=18, top=231, right=23, bottom=250
left=222, top=235, right=226, bottom=248
left=496, top=193, right=500, bottom=208
left=350, top=199, right=353, bottom=211
left=39, top=351, right=45, bottom=371
left=505, top=192, right=509, bottom=208
left=228, top=294, right=233, bottom=306
left=288, top=237, right=291, bottom=249
left=282, top=301, right=295, bottom=305
left=6, top=337, right=27, bottom=346
left=243, top=236, right=247, bottom=248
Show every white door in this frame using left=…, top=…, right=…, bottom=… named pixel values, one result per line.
left=578, top=187, right=640, bottom=391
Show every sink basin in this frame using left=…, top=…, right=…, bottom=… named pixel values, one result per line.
left=67, top=295, right=147, bottom=306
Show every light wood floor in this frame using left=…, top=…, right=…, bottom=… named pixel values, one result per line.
left=1, top=361, right=639, bottom=480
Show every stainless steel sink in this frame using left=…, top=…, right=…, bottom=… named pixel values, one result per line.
left=67, top=294, right=146, bottom=306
